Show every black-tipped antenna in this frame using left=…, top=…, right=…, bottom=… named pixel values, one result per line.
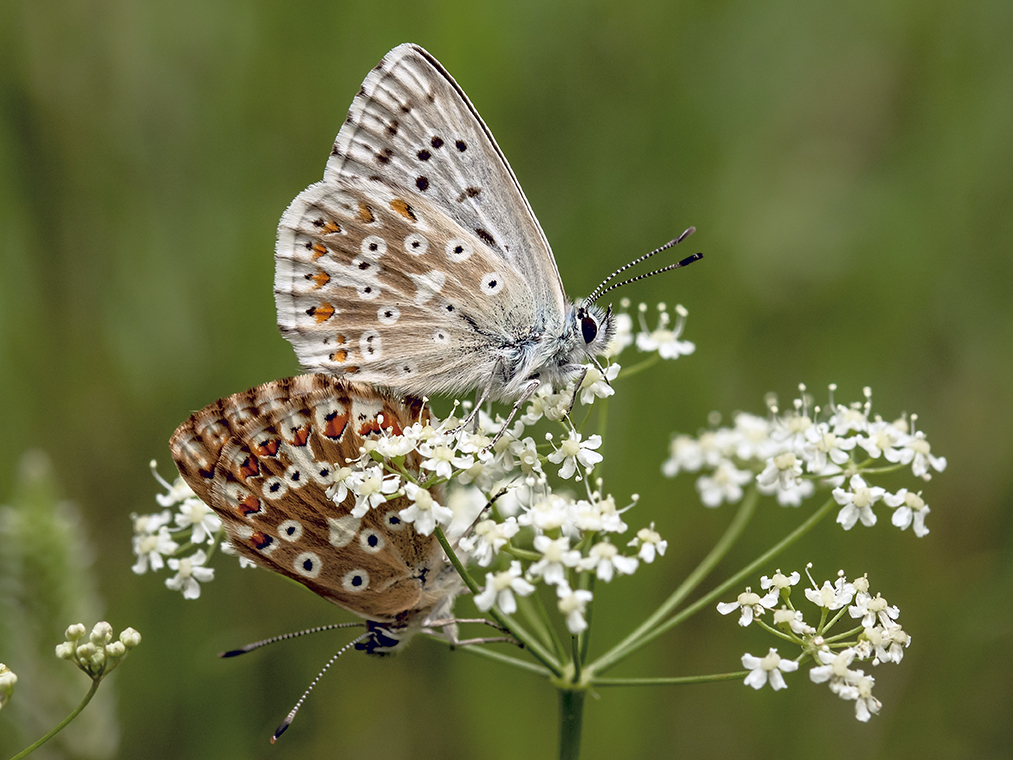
left=593, top=252, right=703, bottom=301
left=219, top=621, right=366, bottom=658
left=585, top=227, right=698, bottom=305
left=271, top=630, right=372, bottom=744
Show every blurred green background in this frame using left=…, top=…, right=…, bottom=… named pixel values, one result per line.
left=1, top=0, right=1010, bottom=758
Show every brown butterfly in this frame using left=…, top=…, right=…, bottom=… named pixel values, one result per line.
left=169, top=374, right=461, bottom=653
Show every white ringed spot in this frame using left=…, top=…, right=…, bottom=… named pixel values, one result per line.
left=404, top=233, right=429, bottom=256
left=309, top=462, right=336, bottom=486
left=278, top=519, right=304, bottom=542
left=384, top=512, right=406, bottom=531
left=480, top=272, right=504, bottom=295
left=432, top=328, right=450, bottom=345
left=361, top=235, right=387, bottom=257
left=359, top=529, right=385, bottom=554
left=446, top=238, right=473, bottom=262
left=357, top=283, right=380, bottom=301
left=377, top=305, right=400, bottom=325
left=342, top=568, right=370, bottom=592
left=261, top=476, right=288, bottom=500
left=283, top=464, right=306, bottom=488
left=293, top=551, right=322, bottom=579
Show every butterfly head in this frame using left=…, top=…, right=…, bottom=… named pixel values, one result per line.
left=574, top=301, right=615, bottom=359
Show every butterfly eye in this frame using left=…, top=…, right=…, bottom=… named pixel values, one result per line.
left=581, top=314, right=598, bottom=344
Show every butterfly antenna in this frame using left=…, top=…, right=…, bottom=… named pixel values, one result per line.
left=585, top=227, right=698, bottom=305
left=219, top=621, right=366, bottom=658
left=271, top=631, right=372, bottom=744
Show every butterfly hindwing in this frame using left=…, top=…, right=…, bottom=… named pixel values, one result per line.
left=169, top=375, right=449, bottom=623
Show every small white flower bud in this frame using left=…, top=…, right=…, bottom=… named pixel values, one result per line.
left=119, top=628, right=142, bottom=648
left=65, top=623, right=86, bottom=641
left=90, top=621, right=114, bottom=645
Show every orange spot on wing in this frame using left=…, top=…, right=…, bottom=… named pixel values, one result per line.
left=250, top=531, right=273, bottom=551
left=239, top=455, right=259, bottom=479
left=309, top=303, right=335, bottom=323
left=310, top=270, right=330, bottom=288
left=357, top=418, right=382, bottom=436
left=357, top=202, right=375, bottom=223
left=311, top=243, right=327, bottom=259
left=290, top=424, right=311, bottom=447
left=345, top=366, right=359, bottom=374
left=383, top=413, right=404, bottom=436
left=336, top=334, right=346, bottom=344
left=254, top=438, right=280, bottom=457
left=323, top=221, right=341, bottom=233
left=237, top=494, right=262, bottom=517
left=331, top=348, right=348, bottom=363
left=390, top=198, right=417, bottom=221
left=322, top=410, right=349, bottom=439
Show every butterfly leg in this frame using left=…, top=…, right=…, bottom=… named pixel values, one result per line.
left=450, top=487, right=509, bottom=553
left=564, top=364, right=589, bottom=416
left=451, top=636, right=520, bottom=647
left=487, top=378, right=542, bottom=447
left=450, top=383, right=492, bottom=434
left=425, top=618, right=521, bottom=648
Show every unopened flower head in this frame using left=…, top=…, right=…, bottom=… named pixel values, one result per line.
left=55, top=622, right=141, bottom=680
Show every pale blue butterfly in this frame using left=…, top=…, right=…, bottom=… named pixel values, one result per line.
left=274, top=43, right=699, bottom=421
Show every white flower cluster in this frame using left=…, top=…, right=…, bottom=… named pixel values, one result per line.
left=130, top=463, right=225, bottom=600
left=720, top=568, right=909, bottom=721
left=54, top=622, right=141, bottom=680
left=333, top=393, right=662, bottom=636
left=662, top=384, right=945, bottom=535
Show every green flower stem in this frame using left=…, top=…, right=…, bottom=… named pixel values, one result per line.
left=435, top=527, right=562, bottom=675
left=593, top=492, right=837, bottom=674
left=591, top=486, right=759, bottom=674
left=824, top=604, right=854, bottom=631
left=755, top=618, right=802, bottom=644
left=557, top=688, right=586, bottom=760
left=596, top=396, right=609, bottom=441
left=615, top=354, right=660, bottom=381
left=571, top=636, right=583, bottom=683
left=594, top=671, right=746, bottom=686
left=823, top=625, right=864, bottom=644
left=502, top=545, right=542, bottom=561
left=11, top=678, right=101, bottom=760
left=579, top=574, right=596, bottom=664
left=529, top=589, right=567, bottom=661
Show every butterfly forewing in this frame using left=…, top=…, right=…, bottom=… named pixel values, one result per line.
left=170, top=375, right=450, bottom=623
left=328, top=43, right=564, bottom=303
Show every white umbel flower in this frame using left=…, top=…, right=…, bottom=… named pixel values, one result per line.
left=741, top=648, right=798, bottom=690
left=547, top=430, right=603, bottom=480
left=474, top=561, right=535, bottom=614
